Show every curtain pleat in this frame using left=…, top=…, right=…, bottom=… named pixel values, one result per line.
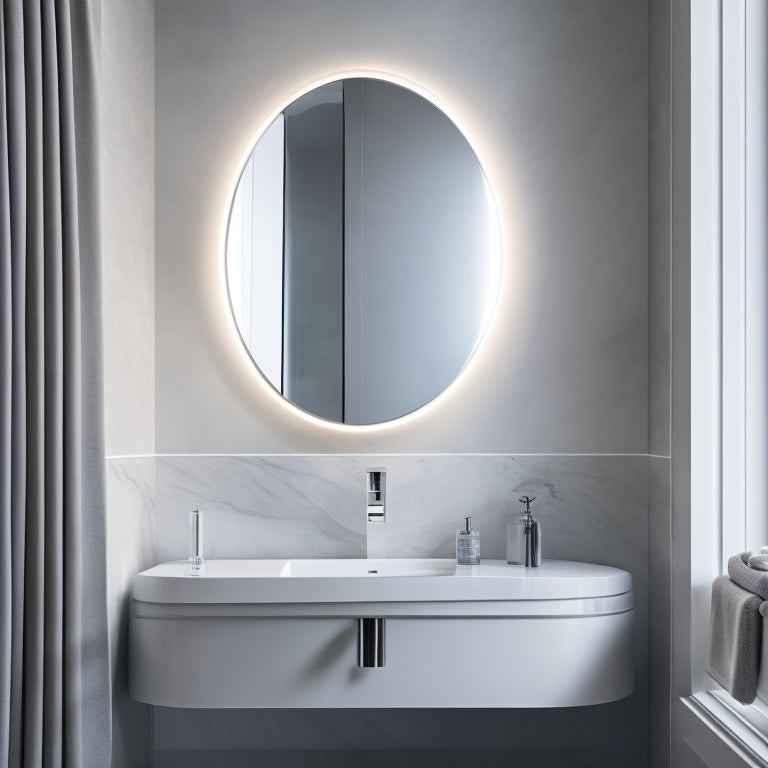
left=3, top=2, right=28, bottom=766
left=42, top=0, right=65, bottom=763
left=1, top=3, right=13, bottom=764
left=55, top=0, right=86, bottom=764
left=22, top=2, right=48, bottom=763
left=69, top=0, right=112, bottom=757
left=1, top=1, right=111, bottom=766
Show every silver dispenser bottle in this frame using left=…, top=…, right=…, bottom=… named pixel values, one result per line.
left=506, top=495, right=541, bottom=567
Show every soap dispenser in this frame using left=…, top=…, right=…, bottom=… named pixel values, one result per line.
left=456, top=516, right=480, bottom=565
left=507, top=495, right=542, bottom=567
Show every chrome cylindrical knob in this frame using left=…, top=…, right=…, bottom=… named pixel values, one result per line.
left=357, top=618, right=385, bottom=667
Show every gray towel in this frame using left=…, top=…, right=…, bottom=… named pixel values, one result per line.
left=706, top=574, right=763, bottom=704
left=728, top=552, right=768, bottom=600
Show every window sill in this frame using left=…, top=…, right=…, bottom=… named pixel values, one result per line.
left=677, top=691, right=768, bottom=768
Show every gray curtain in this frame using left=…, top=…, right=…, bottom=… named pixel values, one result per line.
left=1, top=1, right=112, bottom=766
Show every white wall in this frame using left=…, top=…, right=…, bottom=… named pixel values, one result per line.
left=101, top=0, right=155, bottom=765
left=154, top=0, right=648, bottom=455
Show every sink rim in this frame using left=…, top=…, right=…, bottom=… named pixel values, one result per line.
left=132, top=558, right=633, bottom=605
left=279, top=557, right=457, bottom=578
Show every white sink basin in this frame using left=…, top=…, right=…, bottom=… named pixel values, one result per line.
left=280, top=558, right=456, bottom=578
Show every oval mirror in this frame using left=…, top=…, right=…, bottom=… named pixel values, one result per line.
left=226, top=77, right=501, bottom=425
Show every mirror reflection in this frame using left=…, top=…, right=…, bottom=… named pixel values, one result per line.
left=226, top=77, right=500, bottom=425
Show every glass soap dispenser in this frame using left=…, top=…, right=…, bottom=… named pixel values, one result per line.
left=507, top=495, right=542, bottom=567
left=456, top=516, right=480, bottom=565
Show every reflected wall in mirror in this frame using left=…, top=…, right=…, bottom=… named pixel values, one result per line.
left=226, top=77, right=501, bottom=425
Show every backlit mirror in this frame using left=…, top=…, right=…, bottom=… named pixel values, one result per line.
left=226, top=77, right=501, bottom=425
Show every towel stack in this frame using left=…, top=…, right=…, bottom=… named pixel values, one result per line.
left=706, top=553, right=768, bottom=704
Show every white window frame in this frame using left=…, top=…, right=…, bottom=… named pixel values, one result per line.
left=690, top=0, right=768, bottom=689
left=679, top=0, right=768, bottom=764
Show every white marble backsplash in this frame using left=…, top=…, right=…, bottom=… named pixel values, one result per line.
left=151, top=454, right=646, bottom=572
left=155, top=455, right=368, bottom=561
left=364, top=454, right=647, bottom=566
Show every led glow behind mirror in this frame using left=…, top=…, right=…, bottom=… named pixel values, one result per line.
left=225, top=76, right=501, bottom=426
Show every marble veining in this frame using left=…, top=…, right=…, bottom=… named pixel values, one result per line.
left=106, top=457, right=156, bottom=594
left=364, top=454, right=646, bottom=563
left=155, top=455, right=367, bottom=561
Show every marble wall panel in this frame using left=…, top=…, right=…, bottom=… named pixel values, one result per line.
left=155, top=455, right=368, bottom=561
left=364, top=454, right=647, bottom=560
left=649, top=456, right=672, bottom=768
left=106, top=457, right=156, bottom=768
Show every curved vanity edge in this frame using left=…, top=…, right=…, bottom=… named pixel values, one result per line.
left=132, top=591, right=634, bottom=619
left=129, top=607, right=634, bottom=708
left=132, top=558, right=633, bottom=605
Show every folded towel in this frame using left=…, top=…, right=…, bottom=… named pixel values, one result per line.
left=706, top=574, right=763, bottom=704
left=748, top=553, right=768, bottom=571
left=729, top=553, right=768, bottom=599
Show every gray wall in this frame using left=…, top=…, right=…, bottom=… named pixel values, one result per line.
left=147, top=1, right=651, bottom=767
left=154, top=0, right=648, bottom=456
left=648, top=0, right=672, bottom=765
left=101, top=0, right=156, bottom=766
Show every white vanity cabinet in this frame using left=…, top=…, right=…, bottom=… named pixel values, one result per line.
left=130, top=558, right=633, bottom=708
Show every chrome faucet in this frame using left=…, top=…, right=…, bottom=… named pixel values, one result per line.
left=366, top=469, right=386, bottom=522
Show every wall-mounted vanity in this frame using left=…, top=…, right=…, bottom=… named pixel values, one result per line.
left=130, top=558, right=633, bottom=708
